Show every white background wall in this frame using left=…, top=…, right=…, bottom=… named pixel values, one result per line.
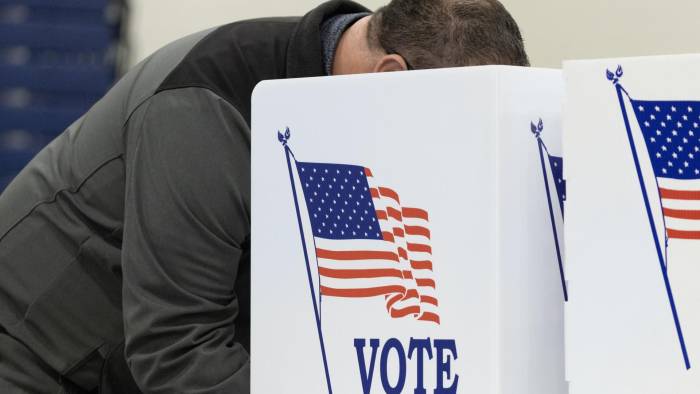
left=127, top=0, right=700, bottom=68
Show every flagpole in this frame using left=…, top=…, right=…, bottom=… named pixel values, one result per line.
left=533, top=123, right=569, bottom=302
left=609, top=68, right=691, bottom=369
left=279, top=130, right=334, bottom=392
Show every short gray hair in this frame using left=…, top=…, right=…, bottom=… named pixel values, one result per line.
left=368, top=0, right=530, bottom=69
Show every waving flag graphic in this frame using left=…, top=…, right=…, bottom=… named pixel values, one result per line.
left=279, top=129, right=440, bottom=393
left=608, top=66, right=696, bottom=370
left=630, top=102, right=700, bottom=239
left=295, top=161, right=440, bottom=323
left=532, top=119, right=568, bottom=301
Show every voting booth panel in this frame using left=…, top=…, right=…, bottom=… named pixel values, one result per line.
left=565, top=55, right=700, bottom=393
left=251, top=67, right=566, bottom=394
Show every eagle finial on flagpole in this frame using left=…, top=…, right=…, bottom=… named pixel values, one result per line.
left=531, top=118, right=544, bottom=139
left=278, top=127, right=291, bottom=146
left=606, top=65, right=624, bottom=86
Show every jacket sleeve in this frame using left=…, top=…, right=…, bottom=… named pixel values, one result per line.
left=121, top=87, right=250, bottom=393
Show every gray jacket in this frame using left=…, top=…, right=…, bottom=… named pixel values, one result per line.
left=0, top=1, right=369, bottom=392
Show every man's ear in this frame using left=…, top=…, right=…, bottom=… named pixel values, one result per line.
left=372, top=54, right=409, bottom=72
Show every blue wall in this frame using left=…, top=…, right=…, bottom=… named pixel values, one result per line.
left=0, top=0, right=123, bottom=191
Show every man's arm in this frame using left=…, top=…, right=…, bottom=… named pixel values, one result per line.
left=122, top=87, right=250, bottom=393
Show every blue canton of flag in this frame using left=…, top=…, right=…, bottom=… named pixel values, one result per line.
left=548, top=155, right=565, bottom=214
left=632, top=101, right=700, bottom=179
left=296, top=163, right=382, bottom=240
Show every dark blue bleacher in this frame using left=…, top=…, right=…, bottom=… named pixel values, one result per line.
left=0, top=0, right=122, bottom=191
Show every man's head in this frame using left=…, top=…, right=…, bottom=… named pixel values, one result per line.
left=332, top=0, right=529, bottom=75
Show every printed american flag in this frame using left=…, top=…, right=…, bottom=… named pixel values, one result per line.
left=536, top=133, right=568, bottom=301
left=296, top=161, right=439, bottom=324
left=632, top=100, right=700, bottom=241
left=548, top=154, right=565, bottom=214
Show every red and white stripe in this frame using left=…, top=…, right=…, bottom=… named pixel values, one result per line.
left=313, top=167, right=439, bottom=324
left=658, top=178, right=700, bottom=240
left=315, top=238, right=408, bottom=298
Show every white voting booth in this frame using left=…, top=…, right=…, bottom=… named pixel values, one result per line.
left=565, top=55, right=700, bottom=393
left=251, top=67, right=567, bottom=394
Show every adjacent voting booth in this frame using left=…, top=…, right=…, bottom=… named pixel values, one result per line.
left=251, top=67, right=567, bottom=393
left=565, top=55, right=700, bottom=393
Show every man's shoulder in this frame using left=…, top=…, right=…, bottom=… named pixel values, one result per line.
left=201, top=16, right=301, bottom=53
left=155, top=17, right=301, bottom=123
